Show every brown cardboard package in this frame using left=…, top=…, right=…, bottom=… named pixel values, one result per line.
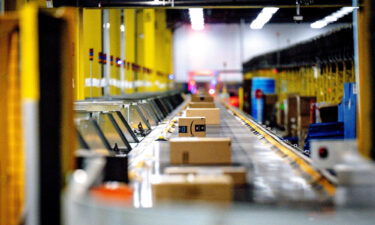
left=276, top=106, right=285, bottom=129
left=286, top=95, right=316, bottom=137
left=191, top=94, right=214, bottom=102
left=178, top=117, right=206, bottom=137
left=186, top=108, right=220, bottom=125
left=264, top=94, right=278, bottom=105
left=152, top=174, right=232, bottom=203
left=169, top=137, right=231, bottom=165
left=164, top=166, right=247, bottom=186
left=263, top=94, right=278, bottom=126
left=189, top=102, right=216, bottom=108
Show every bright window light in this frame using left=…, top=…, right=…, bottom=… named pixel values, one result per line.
left=311, top=6, right=358, bottom=29
left=250, top=7, right=279, bottom=30
left=189, top=8, right=205, bottom=31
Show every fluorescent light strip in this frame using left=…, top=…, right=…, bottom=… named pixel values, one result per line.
left=250, top=7, right=279, bottom=30
left=311, top=7, right=358, bottom=29
left=189, top=8, right=204, bottom=31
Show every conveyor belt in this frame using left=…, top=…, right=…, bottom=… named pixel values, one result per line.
left=67, top=98, right=375, bottom=225
left=131, top=101, right=333, bottom=208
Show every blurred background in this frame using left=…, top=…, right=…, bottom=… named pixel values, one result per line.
left=1, top=0, right=375, bottom=225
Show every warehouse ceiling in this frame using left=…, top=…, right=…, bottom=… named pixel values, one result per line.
left=53, top=0, right=354, bottom=29
left=54, top=0, right=352, bottom=8
left=166, top=7, right=353, bottom=29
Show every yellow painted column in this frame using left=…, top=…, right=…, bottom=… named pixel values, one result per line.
left=109, top=9, right=121, bottom=96
left=82, top=9, right=102, bottom=98
left=74, top=8, right=85, bottom=100
left=0, top=14, right=24, bottom=225
left=125, top=9, right=136, bottom=94
left=136, top=9, right=145, bottom=93
left=143, top=9, right=156, bottom=92
left=154, top=9, right=165, bottom=92
left=239, top=87, right=244, bottom=111
left=165, top=28, right=173, bottom=91
left=357, top=0, right=372, bottom=158
left=153, top=9, right=174, bottom=92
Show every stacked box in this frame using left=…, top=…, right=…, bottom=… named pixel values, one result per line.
left=191, top=94, right=214, bottom=102
left=263, top=94, right=278, bottom=126
left=178, top=117, right=206, bottom=137
left=186, top=108, right=220, bottom=125
left=188, top=102, right=215, bottom=108
left=286, top=95, right=316, bottom=138
left=164, top=166, right=247, bottom=186
left=152, top=175, right=233, bottom=203
left=169, top=137, right=231, bottom=165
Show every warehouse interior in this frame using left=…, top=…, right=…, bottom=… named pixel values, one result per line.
left=1, top=0, right=375, bottom=224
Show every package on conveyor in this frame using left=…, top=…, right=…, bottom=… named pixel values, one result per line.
left=186, top=108, right=220, bottom=125
left=286, top=95, right=316, bottom=138
left=151, top=174, right=233, bottom=204
left=178, top=117, right=206, bottom=137
left=188, top=102, right=216, bottom=108
left=191, top=94, right=214, bottom=103
left=169, top=137, right=231, bottom=165
left=164, top=166, right=247, bottom=186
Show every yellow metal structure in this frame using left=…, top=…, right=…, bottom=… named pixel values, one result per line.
left=73, top=8, right=174, bottom=98
left=357, top=0, right=372, bottom=158
left=0, top=14, right=24, bottom=225
left=244, top=62, right=355, bottom=104
left=82, top=9, right=103, bottom=98
left=143, top=9, right=156, bottom=92
left=238, top=87, right=244, bottom=111
left=136, top=9, right=145, bottom=92
left=55, top=7, right=77, bottom=177
left=75, top=8, right=85, bottom=100
left=155, top=9, right=173, bottom=91
left=125, top=9, right=136, bottom=94
left=109, top=9, right=121, bottom=95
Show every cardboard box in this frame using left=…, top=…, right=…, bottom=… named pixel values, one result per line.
left=152, top=174, right=232, bottom=203
left=191, top=94, right=214, bottom=102
left=298, top=96, right=316, bottom=116
left=264, top=94, right=278, bottom=105
left=186, top=108, right=220, bottom=125
left=169, top=137, right=231, bottom=165
left=189, top=102, right=216, bottom=108
left=286, top=95, right=316, bottom=137
left=164, top=166, right=247, bottom=186
left=178, top=117, right=206, bottom=137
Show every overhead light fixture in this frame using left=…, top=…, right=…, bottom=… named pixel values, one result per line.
left=189, top=8, right=205, bottom=31
left=250, top=7, right=279, bottom=30
left=311, top=6, right=358, bottom=29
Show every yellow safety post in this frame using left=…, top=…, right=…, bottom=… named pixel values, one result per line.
left=73, top=8, right=85, bottom=100
left=143, top=9, right=156, bottom=92
left=357, top=0, right=372, bottom=158
left=125, top=9, right=136, bottom=94
left=165, top=28, right=173, bottom=91
left=82, top=9, right=102, bottom=98
left=109, top=9, right=121, bottom=96
left=20, top=3, right=39, bottom=225
left=135, top=9, right=144, bottom=92
left=238, top=87, right=244, bottom=111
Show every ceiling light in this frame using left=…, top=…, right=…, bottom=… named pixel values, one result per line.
left=189, top=8, right=205, bottom=31
left=250, top=7, right=279, bottom=30
left=310, top=6, right=358, bottom=29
